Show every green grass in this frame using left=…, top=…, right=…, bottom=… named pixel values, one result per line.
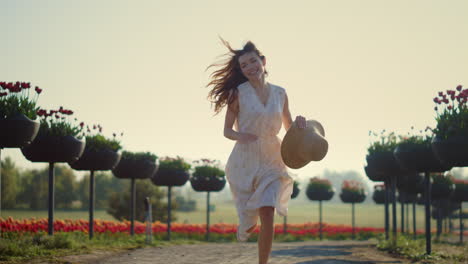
left=377, top=234, right=468, bottom=263
left=0, top=232, right=202, bottom=263
left=1, top=200, right=450, bottom=231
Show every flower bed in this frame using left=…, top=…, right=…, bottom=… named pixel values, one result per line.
left=0, top=217, right=387, bottom=239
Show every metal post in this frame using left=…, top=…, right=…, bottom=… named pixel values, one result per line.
left=319, top=200, right=323, bottom=240
left=406, top=200, right=409, bottom=235
left=283, top=216, right=287, bottom=235
left=89, top=170, right=95, bottom=239
left=48, top=162, right=55, bottom=235
left=145, top=197, right=152, bottom=244
left=0, top=148, right=2, bottom=220
left=385, top=179, right=389, bottom=240
left=392, top=177, right=397, bottom=241
left=352, top=202, right=355, bottom=240
left=130, top=178, right=136, bottom=236
left=424, top=171, right=432, bottom=255
left=437, top=201, right=442, bottom=240
left=460, top=203, right=463, bottom=244
left=401, top=193, right=405, bottom=234
left=167, top=186, right=172, bottom=240
left=206, top=191, right=210, bottom=241
left=413, top=200, right=417, bottom=239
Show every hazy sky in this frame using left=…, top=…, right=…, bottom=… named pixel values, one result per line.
left=1, top=0, right=467, bottom=184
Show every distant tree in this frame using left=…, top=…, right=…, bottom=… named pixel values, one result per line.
left=1, top=157, right=19, bottom=209
left=78, top=172, right=129, bottom=209
left=175, top=195, right=197, bottom=212
left=54, top=165, right=78, bottom=209
left=107, top=179, right=176, bottom=222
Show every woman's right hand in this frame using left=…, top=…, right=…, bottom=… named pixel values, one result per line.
left=237, top=132, right=258, bottom=144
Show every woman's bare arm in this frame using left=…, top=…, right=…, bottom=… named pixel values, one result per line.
left=224, top=95, right=258, bottom=143
left=282, top=92, right=306, bottom=130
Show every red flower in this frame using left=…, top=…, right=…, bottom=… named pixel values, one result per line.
left=433, top=97, right=439, bottom=104
left=0, top=92, right=7, bottom=97
left=448, top=105, right=453, bottom=110
left=438, top=91, right=443, bottom=97
left=456, top=85, right=463, bottom=91
left=80, top=122, right=85, bottom=127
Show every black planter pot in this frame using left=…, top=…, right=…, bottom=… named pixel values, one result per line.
left=21, top=134, right=85, bottom=163
left=397, top=192, right=418, bottom=203
left=190, top=176, right=226, bottom=192
left=0, top=113, right=40, bottom=148
left=394, top=143, right=451, bottom=173
left=152, top=168, right=189, bottom=186
left=366, top=151, right=402, bottom=175
left=432, top=136, right=468, bottom=167
left=69, top=149, right=121, bottom=171
left=291, top=183, right=300, bottom=199
left=372, top=189, right=386, bottom=204
left=306, top=186, right=335, bottom=201
left=396, top=172, right=424, bottom=195
left=340, top=190, right=366, bottom=203
left=112, top=158, right=157, bottom=179
left=452, top=183, right=468, bottom=202
left=364, top=165, right=387, bottom=182
left=431, top=181, right=455, bottom=200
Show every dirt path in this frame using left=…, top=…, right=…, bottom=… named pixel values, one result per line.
left=62, top=240, right=408, bottom=264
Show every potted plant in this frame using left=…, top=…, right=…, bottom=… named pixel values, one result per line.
left=306, top=177, right=334, bottom=240
left=291, top=180, right=300, bottom=199
left=431, top=85, right=468, bottom=167
left=152, top=156, right=191, bottom=186
left=70, top=124, right=123, bottom=171
left=394, top=128, right=451, bottom=173
left=0, top=81, right=41, bottom=148
left=190, top=158, right=225, bottom=192
left=340, top=180, right=367, bottom=204
left=366, top=130, right=402, bottom=175
left=151, top=156, right=190, bottom=240
left=431, top=173, right=455, bottom=201
left=190, top=158, right=225, bottom=240
left=69, top=125, right=123, bottom=239
left=112, top=151, right=158, bottom=179
left=340, top=180, right=367, bottom=239
left=112, top=151, right=158, bottom=236
left=306, top=177, right=334, bottom=201
left=20, top=106, right=86, bottom=236
left=372, top=184, right=386, bottom=204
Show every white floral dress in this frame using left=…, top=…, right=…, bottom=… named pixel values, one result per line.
left=225, top=81, right=293, bottom=241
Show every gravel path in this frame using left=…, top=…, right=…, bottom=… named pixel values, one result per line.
left=65, top=240, right=407, bottom=264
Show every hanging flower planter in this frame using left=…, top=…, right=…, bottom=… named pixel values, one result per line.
left=451, top=177, right=468, bottom=202
left=372, top=185, right=386, bottom=204
left=22, top=135, right=85, bottom=163
left=339, top=180, right=367, bottom=203
left=151, top=157, right=190, bottom=186
left=291, top=181, right=300, bottom=199
left=394, top=141, right=451, bottom=173
left=364, top=165, right=387, bottom=182
left=306, top=177, right=335, bottom=201
left=431, top=85, right=468, bottom=167
left=0, top=82, right=42, bottom=148
left=70, top=130, right=123, bottom=171
left=112, top=151, right=158, bottom=179
left=190, top=159, right=225, bottom=192
left=0, top=113, right=40, bottom=148
left=366, top=130, right=402, bottom=176
left=432, top=136, right=468, bottom=167
left=396, top=172, right=424, bottom=195
left=431, top=173, right=455, bottom=200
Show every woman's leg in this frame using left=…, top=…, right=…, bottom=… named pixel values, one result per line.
left=258, top=206, right=275, bottom=264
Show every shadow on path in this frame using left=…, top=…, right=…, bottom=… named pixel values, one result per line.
left=293, top=260, right=401, bottom=264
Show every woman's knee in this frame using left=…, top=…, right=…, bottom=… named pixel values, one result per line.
left=259, top=206, right=274, bottom=220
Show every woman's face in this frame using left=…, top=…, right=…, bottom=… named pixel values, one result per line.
left=238, top=52, right=266, bottom=81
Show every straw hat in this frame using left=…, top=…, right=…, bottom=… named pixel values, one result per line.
left=281, top=119, right=328, bottom=169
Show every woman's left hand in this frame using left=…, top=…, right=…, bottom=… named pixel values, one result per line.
left=295, top=115, right=307, bottom=129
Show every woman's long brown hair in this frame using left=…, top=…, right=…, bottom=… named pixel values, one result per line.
left=206, top=39, right=266, bottom=114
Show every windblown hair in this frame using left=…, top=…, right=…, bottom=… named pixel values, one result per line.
left=206, top=39, right=266, bottom=114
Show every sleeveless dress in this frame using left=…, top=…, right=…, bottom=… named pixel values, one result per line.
left=225, top=81, right=293, bottom=242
